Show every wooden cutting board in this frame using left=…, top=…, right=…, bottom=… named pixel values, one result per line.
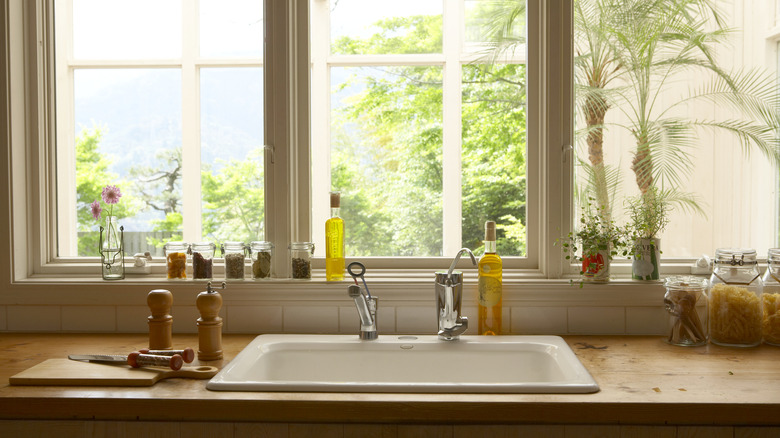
left=9, top=359, right=219, bottom=387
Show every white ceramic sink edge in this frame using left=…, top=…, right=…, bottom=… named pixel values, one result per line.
left=207, top=334, right=599, bottom=394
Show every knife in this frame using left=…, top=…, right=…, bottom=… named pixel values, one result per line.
left=69, top=352, right=183, bottom=370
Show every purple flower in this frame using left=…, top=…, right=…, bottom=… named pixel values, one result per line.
left=90, top=200, right=102, bottom=220
left=101, top=185, right=122, bottom=205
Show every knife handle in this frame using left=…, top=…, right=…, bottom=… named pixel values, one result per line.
left=127, top=352, right=183, bottom=370
left=139, top=348, right=195, bottom=363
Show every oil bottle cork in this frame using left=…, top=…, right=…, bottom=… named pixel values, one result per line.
left=147, top=289, right=173, bottom=350
left=196, top=281, right=225, bottom=361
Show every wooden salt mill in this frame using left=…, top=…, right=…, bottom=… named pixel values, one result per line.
left=147, top=289, right=173, bottom=350
left=197, top=281, right=225, bottom=361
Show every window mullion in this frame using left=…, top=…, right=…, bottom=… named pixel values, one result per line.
left=442, top=0, right=463, bottom=256
left=181, top=0, right=201, bottom=243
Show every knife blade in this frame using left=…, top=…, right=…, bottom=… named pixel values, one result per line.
left=69, top=352, right=183, bottom=370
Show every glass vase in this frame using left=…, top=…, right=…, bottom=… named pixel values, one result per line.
left=100, top=215, right=124, bottom=280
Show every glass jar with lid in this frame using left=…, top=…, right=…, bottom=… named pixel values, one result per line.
left=190, top=242, right=216, bottom=280
left=250, top=241, right=274, bottom=279
left=708, top=248, right=763, bottom=347
left=221, top=241, right=247, bottom=280
left=761, top=248, right=780, bottom=346
left=664, top=276, right=708, bottom=346
left=164, top=241, right=189, bottom=280
left=289, top=242, right=315, bottom=279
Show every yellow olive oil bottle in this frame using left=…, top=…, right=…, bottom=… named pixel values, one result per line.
left=478, top=220, right=502, bottom=335
left=325, top=191, right=345, bottom=281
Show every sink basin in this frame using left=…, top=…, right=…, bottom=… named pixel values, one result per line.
left=207, top=334, right=599, bottom=394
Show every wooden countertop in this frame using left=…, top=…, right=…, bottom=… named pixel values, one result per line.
left=0, top=333, right=778, bottom=425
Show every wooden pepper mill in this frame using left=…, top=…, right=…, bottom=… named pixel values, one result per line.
left=197, top=281, right=225, bottom=361
left=147, top=289, right=173, bottom=350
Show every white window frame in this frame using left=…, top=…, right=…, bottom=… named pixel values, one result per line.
left=4, top=0, right=637, bottom=299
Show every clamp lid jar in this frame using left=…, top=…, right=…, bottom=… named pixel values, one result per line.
left=664, top=276, right=708, bottom=346
left=191, top=242, right=216, bottom=280
left=709, top=248, right=763, bottom=347
left=221, top=241, right=247, bottom=280
left=250, top=241, right=274, bottom=279
left=289, top=242, right=314, bottom=279
left=164, top=241, right=189, bottom=279
left=761, top=248, right=780, bottom=346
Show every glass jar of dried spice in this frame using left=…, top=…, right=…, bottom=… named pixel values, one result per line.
left=664, top=275, right=708, bottom=346
left=190, top=242, right=216, bottom=280
left=221, top=241, right=247, bottom=280
left=289, top=242, right=314, bottom=279
left=250, top=241, right=273, bottom=279
left=164, top=241, right=188, bottom=280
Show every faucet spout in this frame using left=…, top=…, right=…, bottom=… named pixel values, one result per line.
left=348, top=285, right=378, bottom=340
left=436, top=248, right=476, bottom=341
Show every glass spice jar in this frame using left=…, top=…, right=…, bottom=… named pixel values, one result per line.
left=164, top=241, right=188, bottom=280
left=709, top=248, right=763, bottom=347
left=761, top=248, right=780, bottom=346
left=250, top=241, right=273, bottom=279
left=190, top=242, right=216, bottom=280
left=221, top=241, right=247, bottom=280
left=289, top=242, right=314, bottom=279
left=664, top=275, right=708, bottom=346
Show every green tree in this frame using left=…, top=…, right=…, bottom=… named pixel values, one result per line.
left=332, top=12, right=527, bottom=256
left=201, top=148, right=264, bottom=245
left=129, top=147, right=184, bottom=247
left=75, top=127, right=136, bottom=256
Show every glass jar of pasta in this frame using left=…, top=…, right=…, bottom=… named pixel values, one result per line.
left=164, top=241, right=189, bottom=280
left=761, top=248, right=780, bottom=346
left=708, top=248, right=763, bottom=347
left=664, top=276, right=708, bottom=346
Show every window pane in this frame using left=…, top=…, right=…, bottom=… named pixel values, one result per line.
left=72, top=0, right=182, bottom=59
left=200, top=0, right=263, bottom=58
left=200, top=68, right=264, bottom=244
left=462, top=64, right=527, bottom=257
left=330, top=0, right=443, bottom=55
left=331, top=66, right=444, bottom=256
left=73, top=69, right=182, bottom=256
left=573, top=1, right=779, bottom=259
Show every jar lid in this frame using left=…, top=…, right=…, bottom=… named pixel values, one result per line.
left=164, top=241, right=188, bottom=249
left=289, top=241, right=315, bottom=249
left=714, top=248, right=757, bottom=265
left=769, top=248, right=780, bottom=263
left=250, top=240, right=274, bottom=250
left=191, top=242, right=216, bottom=250
left=664, top=275, right=708, bottom=291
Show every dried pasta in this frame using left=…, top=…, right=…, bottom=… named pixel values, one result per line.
left=763, top=293, right=780, bottom=345
left=708, top=283, right=762, bottom=345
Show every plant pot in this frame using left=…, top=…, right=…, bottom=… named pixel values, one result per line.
left=632, top=238, right=660, bottom=280
left=581, top=249, right=610, bottom=283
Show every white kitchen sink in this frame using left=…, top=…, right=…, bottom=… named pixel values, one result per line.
left=207, top=334, right=599, bottom=393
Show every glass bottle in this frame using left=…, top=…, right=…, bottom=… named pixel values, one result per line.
left=164, top=241, right=188, bottom=280
left=709, top=248, right=763, bottom=347
left=761, top=248, right=780, bottom=346
left=100, top=215, right=125, bottom=280
left=664, top=275, right=708, bottom=346
left=325, top=191, right=345, bottom=281
left=289, top=242, right=315, bottom=279
left=478, top=221, right=502, bottom=335
left=250, top=241, right=274, bottom=279
left=222, top=241, right=247, bottom=280
left=190, top=242, right=215, bottom=280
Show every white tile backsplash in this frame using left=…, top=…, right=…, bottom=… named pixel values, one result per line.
left=395, top=306, right=437, bottom=334
left=283, top=306, right=339, bottom=333
left=568, top=306, right=626, bottom=334
left=8, top=306, right=61, bottom=331
left=62, top=306, right=116, bottom=332
left=626, top=306, right=667, bottom=335
left=226, top=306, right=282, bottom=333
left=0, top=306, right=6, bottom=330
left=117, top=306, right=151, bottom=333
left=511, top=306, right=568, bottom=334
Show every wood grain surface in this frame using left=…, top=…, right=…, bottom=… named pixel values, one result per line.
left=0, top=333, right=778, bottom=425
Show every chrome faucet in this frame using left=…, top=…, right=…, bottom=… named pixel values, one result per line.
left=347, top=261, right=377, bottom=340
left=436, top=248, right=477, bottom=341
left=348, top=285, right=378, bottom=340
